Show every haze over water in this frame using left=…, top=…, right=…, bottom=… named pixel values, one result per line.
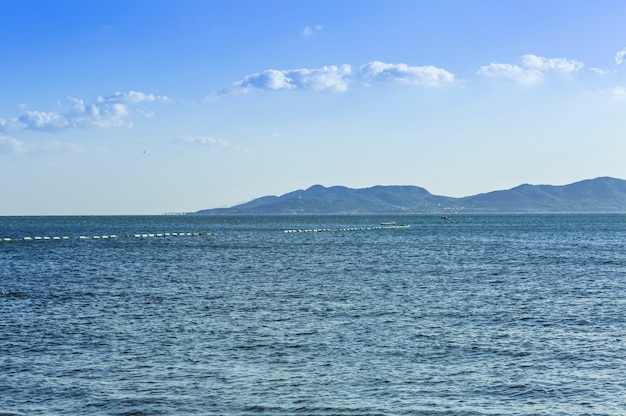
left=2, top=214, right=625, bottom=415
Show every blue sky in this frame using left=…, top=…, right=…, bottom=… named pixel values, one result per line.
left=2, top=1, right=626, bottom=215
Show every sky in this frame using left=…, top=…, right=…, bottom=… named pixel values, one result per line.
left=1, top=0, right=626, bottom=215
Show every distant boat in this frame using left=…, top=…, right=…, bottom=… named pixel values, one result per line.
left=441, top=215, right=450, bottom=220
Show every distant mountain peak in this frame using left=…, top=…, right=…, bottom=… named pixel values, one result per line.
left=194, top=177, right=626, bottom=214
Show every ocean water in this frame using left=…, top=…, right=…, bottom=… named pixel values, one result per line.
left=1, top=214, right=625, bottom=415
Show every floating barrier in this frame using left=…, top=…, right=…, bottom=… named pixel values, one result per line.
left=283, top=224, right=410, bottom=233
left=1, top=232, right=217, bottom=243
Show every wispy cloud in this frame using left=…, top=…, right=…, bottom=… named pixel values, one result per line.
left=303, top=24, right=323, bottom=36
left=590, top=67, right=610, bottom=75
left=616, top=48, right=626, bottom=65
left=37, top=140, right=86, bottom=154
left=96, top=91, right=169, bottom=104
left=612, top=86, right=626, bottom=100
left=179, top=136, right=248, bottom=152
left=359, top=61, right=455, bottom=87
left=0, top=135, right=25, bottom=154
left=0, top=134, right=85, bottom=155
left=0, top=90, right=169, bottom=133
left=477, top=54, right=583, bottom=84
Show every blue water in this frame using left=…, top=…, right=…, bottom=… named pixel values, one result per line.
left=1, top=215, right=625, bottom=415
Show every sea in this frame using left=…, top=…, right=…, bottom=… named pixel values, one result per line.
left=1, top=214, right=625, bottom=416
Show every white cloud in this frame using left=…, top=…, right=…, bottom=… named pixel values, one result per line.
left=138, top=109, right=155, bottom=118
left=0, top=135, right=85, bottom=155
left=0, top=135, right=25, bottom=154
left=228, top=64, right=352, bottom=94
left=612, top=86, right=626, bottom=100
left=237, top=69, right=297, bottom=91
left=181, top=136, right=228, bottom=146
left=90, top=103, right=132, bottom=128
left=360, top=61, right=455, bottom=87
left=521, top=54, right=583, bottom=75
left=0, top=90, right=167, bottom=133
left=478, top=54, right=583, bottom=84
left=69, top=97, right=86, bottom=113
left=301, top=65, right=351, bottom=92
left=477, top=62, right=543, bottom=85
left=616, top=48, right=626, bottom=65
left=590, top=67, right=610, bottom=75
left=18, top=110, right=70, bottom=130
left=303, top=25, right=322, bottom=36
left=0, top=116, right=26, bottom=131
left=97, top=91, right=169, bottom=104
left=218, top=61, right=456, bottom=96
left=38, top=140, right=86, bottom=154
left=180, top=136, right=248, bottom=152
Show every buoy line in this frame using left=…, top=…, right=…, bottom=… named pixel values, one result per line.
left=1, top=232, right=217, bottom=243
left=283, top=224, right=410, bottom=233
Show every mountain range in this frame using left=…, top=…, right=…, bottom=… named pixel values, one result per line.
left=194, top=177, right=626, bottom=214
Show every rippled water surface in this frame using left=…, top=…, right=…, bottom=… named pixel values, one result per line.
left=2, top=215, right=626, bottom=415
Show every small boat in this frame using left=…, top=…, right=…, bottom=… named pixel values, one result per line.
left=441, top=215, right=450, bottom=220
